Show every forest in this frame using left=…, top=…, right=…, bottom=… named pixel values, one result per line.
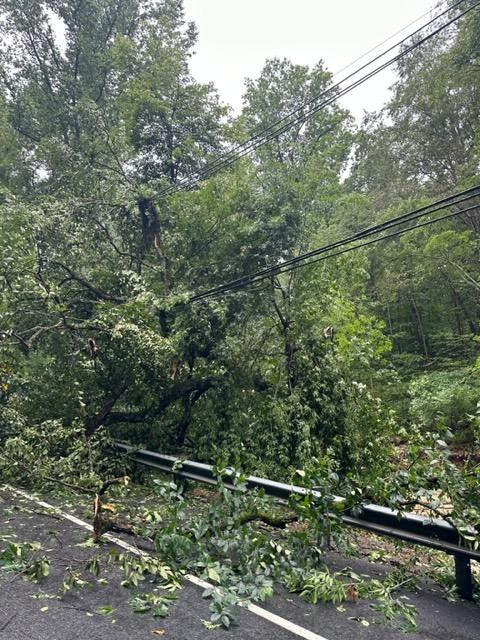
left=0, top=0, right=479, bottom=570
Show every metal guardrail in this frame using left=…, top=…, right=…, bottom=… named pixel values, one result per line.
left=116, top=443, right=479, bottom=599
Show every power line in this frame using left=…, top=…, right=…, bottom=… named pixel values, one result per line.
left=199, top=202, right=480, bottom=303
left=189, top=0, right=478, bottom=182
left=189, top=185, right=480, bottom=302
left=190, top=185, right=480, bottom=300
left=330, top=6, right=434, bottom=81
left=150, top=0, right=477, bottom=201
left=197, top=201, right=480, bottom=301
left=260, top=203, right=480, bottom=281
left=155, top=2, right=480, bottom=304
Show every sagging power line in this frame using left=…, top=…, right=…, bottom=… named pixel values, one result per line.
left=190, top=185, right=480, bottom=302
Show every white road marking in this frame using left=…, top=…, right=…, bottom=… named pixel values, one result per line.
left=9, top=487, right=330, bottom=640
left=186, top=573, right=329, bottom=640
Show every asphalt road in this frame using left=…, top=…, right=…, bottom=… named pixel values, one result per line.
left=1, top=485, right=479, bottom=640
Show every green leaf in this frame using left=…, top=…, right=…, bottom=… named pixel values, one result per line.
left=207, top=567, right=221, bottom=584
left=98, top=605, right=114, bottom=616
left=153, top=604, right=170, bottom=618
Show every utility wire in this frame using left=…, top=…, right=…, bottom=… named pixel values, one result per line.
left=197, top=201, right=480, bottom=301
left=190, top=185, right=480, bottom=299
left=189, top=0, right=477, bottom=182
left=329, top=6, right=433, bottom=81
left=154, top=2, right=480, bottom=302
left=236, top=202, right=480, bottom=287
left=287, top=202, right=480, bottom=272
left=199, top=202, right=480, bottom=303
left=189, top=185, right=480, bottom=302
left=151, top=0, right=477, bottom=201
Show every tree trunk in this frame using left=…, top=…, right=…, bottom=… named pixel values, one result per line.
left=410, top=296, right=429, bottom=357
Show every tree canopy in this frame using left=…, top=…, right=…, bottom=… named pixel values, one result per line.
left=1, top=0, right=479, bottom=481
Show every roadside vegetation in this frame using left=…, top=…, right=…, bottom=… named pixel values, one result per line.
left=1, top=0, right=480, bottom=630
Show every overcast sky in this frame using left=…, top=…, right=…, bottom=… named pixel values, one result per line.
left=183, top=0, right=436, bottom=121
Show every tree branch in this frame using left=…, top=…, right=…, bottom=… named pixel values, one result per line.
left=104, top=377, right=216, bottom=427
left=86, top=384, right=129, bottom=437
left=52, top=262, right=127, bottom=303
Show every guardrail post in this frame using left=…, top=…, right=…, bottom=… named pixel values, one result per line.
left=454, top=555, right=473, bottom=600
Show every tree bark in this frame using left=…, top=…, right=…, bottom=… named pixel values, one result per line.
left=410, top=296, right=429, bottom=357
left=86, top=384, right=128, bottom=437
left=103, top=377, right=216, bottom=428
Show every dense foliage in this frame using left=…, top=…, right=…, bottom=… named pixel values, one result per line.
left=1, top=0, right=479, bottom=629
left=0, top=0, right=479, bottom=524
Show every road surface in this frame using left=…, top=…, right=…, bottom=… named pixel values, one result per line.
left=1, top=485, right=479, bottom=640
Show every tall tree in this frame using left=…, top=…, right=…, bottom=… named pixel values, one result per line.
left=349, top=6, right=480, bottom=203
left=0, top=0, right=226, bottom=196
left=0, top=0, right=227, bottom=442
left=0, top=6, right=392, bottom=475
left=346, top=4, right=480, bottom=381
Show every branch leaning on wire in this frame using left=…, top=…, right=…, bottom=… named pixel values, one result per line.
left=189, top=185, right=480, bottom=302
left=150, top=0, right=479, bottom=201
